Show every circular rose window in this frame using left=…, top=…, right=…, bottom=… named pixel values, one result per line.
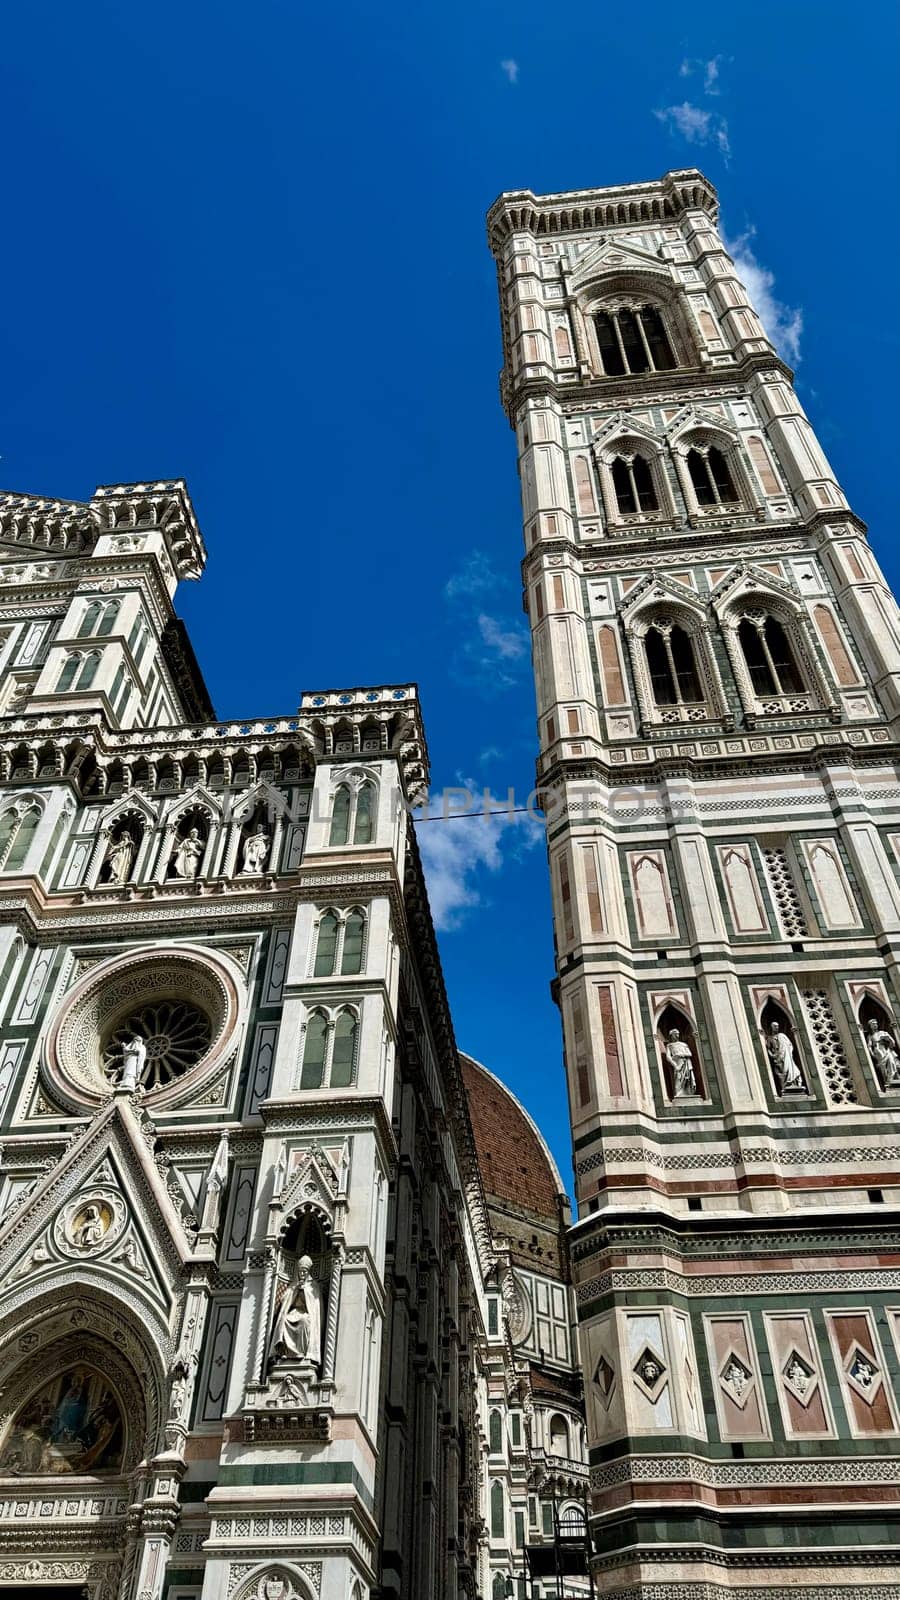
left=44, top=944, right=245, bottom=1111
left=103, top=999, right=214, bottom=1089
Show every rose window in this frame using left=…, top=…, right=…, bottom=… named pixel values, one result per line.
left=103, top=999, right=213, bottom=1089
left=44, top=944, right=245, bottom=1111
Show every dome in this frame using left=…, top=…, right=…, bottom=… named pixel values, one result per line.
left=460, top=1052, right=566, bottom=1221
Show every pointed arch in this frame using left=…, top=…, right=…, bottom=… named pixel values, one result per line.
left=1, top=804, right=41, bottom=871
left=76, top=651, right=101, bottom=690
left=354, top=780, right=376, bottom=844
left=56, top=653, right=80, bottom=692
left=300, top=1010, right=329, bottom=1090
left=314, top=910, right=340, bottom=976
left=329, top=784, right=351, bottom=846
left=656, top=1001, right=704, bottom=1099
left=97, top=599, right=119, bottom=636
left=331, top=1008, right=358, bottom=1087
left=341, top=908, right=366, bottom=975
left=77, top=600, right=102, bottom=638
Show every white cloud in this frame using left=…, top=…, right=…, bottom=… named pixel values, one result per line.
left=444, top=550, right=497, bottom=602
left=416, top=804, right=542, bottom=931
left=500, top=58, right=520, bottom=84
left=444, top=551, right=529, bottom=692
left=655, top=101, right=730, bottom=156
left=679, top=55, right=724, bottom=94
left=477, top=612, right=528, bottom=661
left=724, top=228, right=803, bottom=364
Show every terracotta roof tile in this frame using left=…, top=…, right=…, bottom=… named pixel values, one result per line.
left=461, top=1053, right=561, bottom=1220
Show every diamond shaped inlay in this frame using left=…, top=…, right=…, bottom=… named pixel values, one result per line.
left=782, top=1350, right=816, bottom=1405
left=633, top=1347, right=666, bottom=1396
left=719, top=1352, right=752, bottom=1407
left=593, top=1355, right=615, bottom=1404
left=846, top=1344, right=881, bottom=1403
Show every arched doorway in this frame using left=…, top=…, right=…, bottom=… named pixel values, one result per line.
left=0, top=1287, right=165, bottom=1599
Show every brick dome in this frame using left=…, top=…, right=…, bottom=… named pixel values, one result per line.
left=460, top=1052, right=564, bottom=1220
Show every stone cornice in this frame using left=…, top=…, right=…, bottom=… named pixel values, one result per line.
left=506, top=350, right=797, bottom=424
left=486, top=169, right=719, bottom=257
left=537, top=735, right=900, bottom=796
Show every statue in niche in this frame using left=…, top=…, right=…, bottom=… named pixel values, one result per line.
left=766, top=1020, right=806, bottom=1094
left=105, top=830, right=135, bottom=885
left=168, top=1347, right=198, bottom=1421
left=267, top=1252, right=324, bottom=1372
left=172, top=826, right=204, bottom=880
left=664, top=1028, right=699, bottom=1098
left=864, top=1016, right=900, bottom=1087
left=240, top=825, right=270, bottom=875
left=118, top=1035, right=146, bottom=1092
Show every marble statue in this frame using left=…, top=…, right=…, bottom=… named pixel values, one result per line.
left=865, top=1017, right=900, bottom=1087
left=199, top=1133, right=230, bottom=1232
left=664, top=1029, right=698, bottom=1097
left=786, top=1357, right=810, bottom=1396
left=852, top=1355, right=877, bottom=1392
left=723, top=1358, right=748, bottom=1400
left=172, top=827, right=204, bottom=880
left=168, top=1348, right=197, bottom=1421
left=118, top=1035, right=146, bottom=1091
left=105, top=831, right=135, bottom=885
left=240, top=826, right=270, bottom=874
left=72, top=1203, right=106, bottom=1249
left=766, top=1020, right=805, bottom=1093
left=267, top=1253, right=323, bottom=1371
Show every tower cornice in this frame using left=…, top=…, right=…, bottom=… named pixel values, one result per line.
left=486, top=169, right=718, bottom=257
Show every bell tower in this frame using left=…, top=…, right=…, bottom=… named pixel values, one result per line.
left=488, top=171, right=900, bottom=1597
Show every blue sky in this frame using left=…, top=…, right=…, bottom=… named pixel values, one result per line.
left=2, top=1, right=898, bottom=1189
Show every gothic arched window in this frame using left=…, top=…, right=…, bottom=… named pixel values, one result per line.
left=329, top=780, right=377, bottom=847
left=329, top=786, right=351, bottom=846
left=76, top=652, right=101, bottom=691
left=611, top=454, right=658, bottom=514
left=57, top=654, right=80, bottom=692
left=644, top=622, right=702, bottom=707
left=594, top=305, right=677, bottom=376
left=299, top=1007, right=359, bottom=1090
left=489, top=1408, right=503, bottom=1453
left=77, top=601, right=102, bottom=638
left=314, top=911, right=340, bottom=976
left=687, top=445, right=738, bottom=506
left=354, top=781, right=376, bottom=844
left=330, top=1009, right=358, bottom=1087
left=300, top=1011, right=329, bottom=1089
left=97, top=601, right=119, bottom=637
left=341, top=909, right=366, bottom=974
left=738, top=615, right=805, bottom=696
left=0, top=806, right=40, bottom=872
left=490, top=1479, right=505, bottom=1538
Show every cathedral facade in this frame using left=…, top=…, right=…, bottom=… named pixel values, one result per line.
left=488, top=168, right=900, bottom=1598
left=0, top=484, right=588, bottom=1598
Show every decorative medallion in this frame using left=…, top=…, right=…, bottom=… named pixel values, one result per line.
left=54, top=1187, right=127, bottom=1259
